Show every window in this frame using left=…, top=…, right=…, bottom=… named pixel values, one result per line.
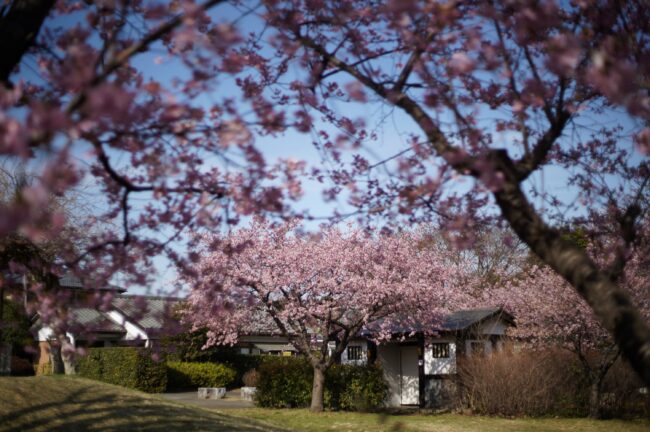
left=430, top=343, right=450, bottom=358
left=347, top=345, right=363, bottom=361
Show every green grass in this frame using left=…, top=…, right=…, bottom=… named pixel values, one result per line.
left=1, top=376, right=648, bottom=432
left=225, top=408, right=650, bottom=432
left=0, top=376, right=277, bottom=432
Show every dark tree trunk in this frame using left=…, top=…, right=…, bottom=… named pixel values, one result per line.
left=310, top=365, right=326, bottom=413
left=588, top=378, right=603, bottom=419
left=374, top=73, right=650, bottom=384
left=0, top=343, right=11, bottom=376
left=490, top=172, right=650, bottom=385
left=0, top=0, right=56, bottom=85
left=49, top=341, right=64, bottom=374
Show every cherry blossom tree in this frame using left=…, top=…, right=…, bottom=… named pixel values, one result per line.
left=0, top=0, right=304, bottom=348
left=185, top=220, right=464, bottom=412
left=490, top=232, right=650, bottom=418
left=252, top=0, right=650, bottom=382
left=1, top=0, right=649, bottom=385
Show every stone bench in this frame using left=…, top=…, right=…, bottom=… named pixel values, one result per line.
left=198, top=387, right=226, bottom=399
left=240, top=386, right=257, bottom=401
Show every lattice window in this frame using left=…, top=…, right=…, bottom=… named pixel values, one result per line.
left=347, top=345, right=363, bottom=361
left=431, top=343, right=450, bottom=358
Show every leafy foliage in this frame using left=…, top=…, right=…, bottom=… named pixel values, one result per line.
left=163, top=330, right=262, bottom=386
left=78, top=347, right=167, bottom=393
left=166, top=361, right=237, bottom=390
left=0, top=297, right=32, bottom=348
left=256, top=357, right=388, bottom=411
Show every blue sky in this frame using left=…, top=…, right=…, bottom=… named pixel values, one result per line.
left=17, top=2, right=645, bottom=295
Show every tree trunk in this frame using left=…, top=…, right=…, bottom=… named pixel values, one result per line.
left=0, top=343, right=11, bottom=376
left=49, top=341, right=64, bottom=374
left=491, top=172, right=650, bottom=385
left=0, top=0, right=56, bottom=85
left=310, top=365, right=326, bottom=413
left=383, top=81, right=650, bottom=384
left=62, top=348, right=76, bottom=375
left=588, top=378, right=603, bottom=419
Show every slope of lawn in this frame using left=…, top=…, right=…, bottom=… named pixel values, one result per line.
left=1, top=376, right=649, bottom=432
left=225, top=408, right=650, bottom=432
left=0, top=376, right=278, bottom=432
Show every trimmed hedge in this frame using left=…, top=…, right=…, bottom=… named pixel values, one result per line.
left=327, top=363, right=389, bottom=411
left=78, top=347, right=167, bottom=393
left=163, top=330, right=262, bottom=387
left=255, top=357, right=388, bottom=411
left=167, top=361, right=237, bottom=390
left=255, top=357, right=312, bottom=408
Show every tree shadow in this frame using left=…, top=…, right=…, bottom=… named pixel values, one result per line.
left=0, top=381, right=285, bottom=432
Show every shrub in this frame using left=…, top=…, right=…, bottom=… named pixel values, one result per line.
left=458, top=348, right=589, bottom=417
left=163, top=330, right=262, bottom=386
left=255, top=357, right=388, bottom=411
left=10, top=356, right=34, bottom=376
left=458, top=347, right=650, bottom=419
left=600, top=359, right=649, bottom=419
left=255, top=357, right=313, bottom=408
left=78, top=347, right=167, bottom=393
left=327, top=363, right=388, bottom=411
left=242, top=369, right=259, bottom=387
left=166, top=361, right=237, bottom=390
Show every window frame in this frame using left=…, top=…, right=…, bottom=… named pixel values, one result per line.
left=430, top=342, right=450, bottom=358
left=347, top=345, right=363, bottom=361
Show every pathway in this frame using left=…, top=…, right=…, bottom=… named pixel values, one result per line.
left=161, top=389, right=255, bottom=410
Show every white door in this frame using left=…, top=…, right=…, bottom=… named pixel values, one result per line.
left=400, top=346, right=419, bottom=405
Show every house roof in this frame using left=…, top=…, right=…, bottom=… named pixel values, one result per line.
left=112, top=295, right=181, bottom=332
left=69, top=308, right=125, bottom=333
left=59, top=273, right=126, bottom=293
left=440, top=308, right=514, bottom=331
left=361, top=307, right=514, bottom=336
left=32, top=294, right=181, bottom=340
left=4, top=272, right=125, bottom=292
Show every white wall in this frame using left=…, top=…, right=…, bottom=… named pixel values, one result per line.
left=106, top=310, right=150, bottom=347
left=424, top=339, right=456, bottom=375
left=37, top=328, right=75, bottom=346
left=37, top=327, right=54, bottom=342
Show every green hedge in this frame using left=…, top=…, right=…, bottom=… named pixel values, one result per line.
left=162, top=328, right=262, bottom=387
left=327, top=363, right=389, bottom=411
left=255, top=357, right=388, bottom=411
left=78, top=347, right=167, bottom=393
left=255, top=357, right=312, bottom=408
left=167, top=361, right=237, bottom=390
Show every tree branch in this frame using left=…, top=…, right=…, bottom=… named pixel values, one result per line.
left=0, top=0, right=56, bottom=86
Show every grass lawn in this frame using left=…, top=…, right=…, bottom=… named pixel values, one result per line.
left=226, top=408, right=650, bottom=432
left=0, top=376, right=277, bottom=432
left=1, top=376, right=649, bottom=432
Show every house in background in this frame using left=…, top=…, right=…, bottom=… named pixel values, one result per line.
left=30, top=274, right=180, bottom=373
left=369, top=308, right=514, bottom=409
left=236, top=307, right=515, bottom=409
left=26, top=275, right=514, bottom=410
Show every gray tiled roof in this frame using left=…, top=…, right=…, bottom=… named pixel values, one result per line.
left=362, top=307, right=513, bottom=336
left=59, top=273, right=84, bottom=288
left=4, top=272, right=125, bottom=292
left=70, top=308, right=125, bottom=333
left=59, top=273, right=125, bottom=292
left=112, top=295, right=181, bottom=331
left=440, top=308, right=513, bottom=331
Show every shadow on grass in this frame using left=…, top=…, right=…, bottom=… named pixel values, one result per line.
left=0, top=379, right=282, bottom=432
